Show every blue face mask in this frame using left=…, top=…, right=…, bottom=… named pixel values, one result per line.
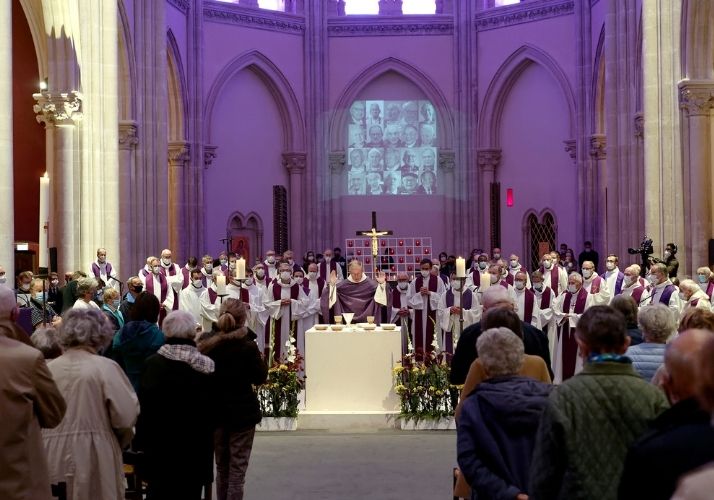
left=126, top=293, right=135, bottom=304
left=112, top=299, right=121, bottom=308
left=34, top=292, right=46, bottom=303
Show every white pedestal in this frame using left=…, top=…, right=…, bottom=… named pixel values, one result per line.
left=304, top=328, right=401, bottom=413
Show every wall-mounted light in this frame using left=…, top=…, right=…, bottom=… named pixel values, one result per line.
left=506, top=188, right=514, bottom=207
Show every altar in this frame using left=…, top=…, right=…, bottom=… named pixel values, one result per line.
left=300, top=326, right=402, bottom=430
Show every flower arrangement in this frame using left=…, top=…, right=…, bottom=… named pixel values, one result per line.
left=393, top=348, right=462, bottom=421
left=257, top=348, right=304, bottom=418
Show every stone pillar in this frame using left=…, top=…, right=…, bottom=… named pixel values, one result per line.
left=0, top=0, right=13, bottom=277
left=283, top=153, right=307, bottom=252
left=33, top=91, right=83, bottom=277
left=326, top=0, right=345, bottom=16
left=328, top=152, right=345, bottom=245
left=679, top=82, right=714, bottom=271
left=588, top=134, right=607, bottom=259
left=477, top=149, right=501, bottom=251
left=439, top=151, right=456, bottom=251
left=168, top=141, right=191, bottom=260
left=118, top=121, right=138, bottom=278
left=379, top=0, right=402, bottom=15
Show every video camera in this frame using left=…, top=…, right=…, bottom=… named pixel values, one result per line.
left=628, top=236, right=654, bottom=276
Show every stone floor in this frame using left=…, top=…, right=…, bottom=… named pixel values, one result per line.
left=243, top=430, right=457, bottom=499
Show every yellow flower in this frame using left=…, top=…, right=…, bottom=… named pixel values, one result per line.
left=395, top=384, right=407, bottom=394
left=428, top=385, right=436, bottom=393
left=280, top=364, right=288, bottom=371
left=411, top=367, right=419, bottom=373
left=435, top=390, right=444, bottom=396
left=392, top=365, right=405, bottom=375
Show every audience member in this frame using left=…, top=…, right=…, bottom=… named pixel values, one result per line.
left=626, top=304, right=675, bottom=382
left=199, top=298, right=268, bottom=500
left=60, top=271, right=86, bottom=313
left=529, top=306, right=668, bottom=499
left=120, top=275, right=143, bottom=320
left=28, top=278, right=61, bottom=330
left=458, top=327, right=552, bottom=500
left=30, top=326, right=63, bottom=360
left=135, top=310, right=216, bottom=499
left=0, top=285, right=33, bottom=345
left=16, top=270, right=33, bottom=308
left=102, top=287, right=125, bottom=331
left=678, top=307, right=714, bottom=333
left=0, top=321, right=66, bottom=500
left=72, top=277, right=101, bottom=310
left=620, top=329, right=714, bottom=500
left=43, top=308, right=139, bottom=499
left=610, top=295, right=643, bottom=346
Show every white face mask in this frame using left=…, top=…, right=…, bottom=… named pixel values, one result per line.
left=582, top=269, right=593, bottom=279
left=51, top=279, right=59, bottom=287
left=624, top=275, right=636, bottom=286
left=152, top=266, right=161, bottom=275
left=280, top=271, right=292, bottom=282
left=205, top=264, right=213, bottom=273
left=493, top=253, right=501, bottom=260
left=192, top=279, right=203, bottom=288
left=490, top=274, right=499, bottom=284
left=255, top=270, right=265, bottom=279
left=451, top=281, right=461, bottom=291
left=533, top=282, right=543, bottom=291
left=20, top=283, right=31, bottom=292
left=478, top=262, right=487, bottom=270
left=543, top=260, right=552, bottom=269
left=230, top=263, right=236, bottom=270
left=308, top=272, right=317, bottom=280
left=162, top=258, right=172, bottom=266
left=606, top=262, right=615, bottom=271
left=510, top=259, right=518, bottom=268
left=398, top=282, right=409, bottom=290
left=295, top=277, right=304, bottom=285
left=678, top=292, right=687, bottom=301
left=664, top=251, right=672, bottom=259
left=514, top=280, right=525, bottom=290
left=0, top=276, right=6, bottom=284
left=220, top=259, right=228, bottom=266
left=244, top=277, right=254, bottom=286
left=420, top=270, right=430, bottom=278
left=647, top=274, right=657, bottom=285
left=325, top=256, right=332, bottom=263
left=567, top=284, right=577, bottom=294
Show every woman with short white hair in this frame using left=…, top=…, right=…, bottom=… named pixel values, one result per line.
left=135, top=310, right=216, bottom=499
left=457, top=327, right=552, bottom=500
left=626, top=304, right=676, bottom=382
left=678, top=278, right=711, bottom=311
left=72, top=277, right=101, bottom=310
left=43, top=308, right=139, bottom=499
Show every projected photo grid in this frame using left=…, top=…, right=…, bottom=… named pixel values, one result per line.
left=346, top=100, right=437, bottom=196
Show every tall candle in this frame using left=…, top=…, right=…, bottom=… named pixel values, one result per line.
left=216, top=275, right=226, bottom=295
left=38, top=173, right=50, bottom=268
left=236, top=257, right=246, bottom=279
left=455, top=257, right=466, bottom=278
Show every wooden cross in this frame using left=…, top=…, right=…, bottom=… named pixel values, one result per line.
left=357, top=211, right=393, bottom=274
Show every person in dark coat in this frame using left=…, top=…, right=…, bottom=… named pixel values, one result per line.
left=198, top=298, right=268, bottom=500
left=619, top=329, right=714, bottom=500
left=451, top=286, right=552, bottom=385
left=611, top=295, right=644, bottom=346
left=135, top=310, right=216, bottom=500
left=458, top=327, right=552, bottom=500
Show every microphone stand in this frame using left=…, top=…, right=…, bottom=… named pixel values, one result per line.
left=107, top=275, right=125, bottom=299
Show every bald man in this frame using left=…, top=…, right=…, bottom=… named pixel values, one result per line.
left=619, top=330, right=714, bottom=500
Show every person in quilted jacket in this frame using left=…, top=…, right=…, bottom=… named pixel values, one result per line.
left=529, top=305, right=669, bottom=500
left=626, top=304, right=676, bottom=382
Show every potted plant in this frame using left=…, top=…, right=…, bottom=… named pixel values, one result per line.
left=257, top=342, right=304, bottom=431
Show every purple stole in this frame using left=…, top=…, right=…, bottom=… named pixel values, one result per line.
left=521, top=289, right=535, bottom=324
left=560, top=287, right=589, bottom=381
left=139, top=267, right=150, bottom=280
left=613, top=272, right=625, bottom=295
left=207, top=287, right=218, bottom=304
left=392, top=288, right=409, bottom=326
left=146, top=274, right=169, bottom=326
left=499, top=280, right=509, bottom=289
left=303, top=278, right=325, bottom=299
left=706, top=282, right=714, bottom=300
left=181, top=267, right=191, bottom=289
left=538, top=287, right=553, bottom=310
left=630, top=286, right=645, bottom=304
left=691, top=298, right=700, bottom=308
left=91, top=262, right=112, bottom=279
left=588, top=276, right=602, bottom=294
left=160, top=264, right=180, bottom=310
left=220, top=264, right=228, bottom=274
left=546, top=267, right=560, bottom=296
left=653, top=284, right=676, bottom=306
left=413, top=274, right=438, bottom=352
left=444, top=288, right=473, bottom=332
left=506, top=266, right=527, bottom=286
left=319, top=260, right=337, bottom=281
left=267, top=282, right=300, bottom=363
left=470, top=270, right=481, bottom=288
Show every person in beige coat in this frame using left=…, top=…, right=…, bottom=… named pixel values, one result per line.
left=0, top=320, right=66, bottom=500
left=43, top=308, right=139, bottom=499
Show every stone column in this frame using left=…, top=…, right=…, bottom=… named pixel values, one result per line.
left=477, top=149, right=501, bottom=251
left=283, top=153, right=307, bottom=252
left=439, top=151, right=456, bottom=251
left=328, top=152, right=345, bottom=245
left=187, top=0, right=205, bottom=260
left=379, top=0, right=403, bottom=15
left=679, top=82, right=714, bottom=271
left=118, top=121, right=138, bottom=278
left=168, top=141, right=191, bottom=259
left=588, top=134, right=607, bottom=259
left=0, top=0, right=13, bottom=277
left=34, top=91, right=83, bottom=277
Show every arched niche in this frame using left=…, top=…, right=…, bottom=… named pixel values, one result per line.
left=167, top=29, right=188, bottom=141
left=228, top=211, right=264, bottom=267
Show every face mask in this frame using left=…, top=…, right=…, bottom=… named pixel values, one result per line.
left=647, top=274, right=657, bottom=285
left=398, top=282, right=409, bottom=290
left=126, top=293, right=136, bottom=304
left=582, top=269, right=593, bottom=279
left=280, top=271, right=292, bottom=282
left=493, top=253, right=501, bottom=260
left=34, top=292, right=46, bottom=303
left=308, top=272, right=317, bottom=280
left=192, top=279, right=203, bottom=288
left=295, top=277, right=304, bottom=285
left=624, top=275, right=636, bottom=286
left=256, top=270, right=265, bottom=279
left=308, top=256, right=315, bottom=262
left=267, top=256, right=276, bottom=264
left=510, top=259, right=518, bottom=268
left=664, top=251, right=671, bottom=259
left=490, top=274, right=499, bottom=284
left=133, top=285, right=143, bottom=294
left=20, top=283, right=30, bottom=292
left=678, top=292, right=687, bottom=301
left=0, top=276, right=7, bottom=284
left=567, top=284, right=577, bottom=294
left=162, top=258, right=172, bottom=266
left=51, top=279, right=59, bottom=286
left=288, top=259, right=295, bottom=266
left=112, top=299, right=121, bottom=308
left=152, top=266, right=161, bottom=275
left=514, top=280, right=525, bottom=290
left=698, top=274, right=708, bottom=284
left=533, top=282, right=543, bottom=292
left=325, top=256, right=332, bottom=263
left=420, top=270, right=430, bottom=278
left=244, top=278, right=254, bottom=286
left=230, top=263, right=236, bottom=270
left=452, top=281, right=461, bottom=291
left=543, top=260, right=552, bottom=269
left=220, top=259, right=228, bottom=266
left=98, top=256, right=106, bottom=263
left=95, top=291, right=103, bottom=300
left=606, top=262, right=615, bottom=271
left=478, top=262, right=487, bottom=270
left=205, top=264, right=213, bottom=273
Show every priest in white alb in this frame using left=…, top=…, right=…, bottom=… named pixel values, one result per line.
left=540, top=251, right=568, bottom=296
left=513, top=271, right=539, bottom=327
left=531, top=271, right=557, bottom=359
left=263, top=262, right=309, bottom=363
left=319, top=248, right=344, bottom=281
left=199, top=270, right=223, bottom=334
left=158, top=248, right=183, bottom=311
left=407, top=259, right=446, bottom=352
left=179, top=268, right=205, bottom=328
left=603, top=254, right=625, bottom=301
left=89, top=247, right=120, bottom=292
left=391, top=273, right=413, bottom=354
left=320, top=259, right=389, bottom=325
left=620, top=264, right=650, bottom=305
left=553, top=272, right=594, bottom=383
left=436, top=271, right=479, bottom=353
left=581, top=260, right=611, bottom=305
left=302, top=263, right=325, bottom=326
left=142, top=256, right=173, bottom=325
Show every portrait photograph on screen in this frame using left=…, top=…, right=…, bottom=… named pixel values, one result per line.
left=346, top=99, right=438, bottom=196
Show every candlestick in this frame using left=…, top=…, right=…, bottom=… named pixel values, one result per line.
left=236, top=257, right=246, bottom=279
left=455, top=257, right=466, bottom=278
left=39, top=173, right=50, bottom=269
left=216, top=275, right=227, bottom=295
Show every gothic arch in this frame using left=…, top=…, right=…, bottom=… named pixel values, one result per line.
left=204, top=50, right=305, bottom=150
left=18, top=0, right=47, bottom=79
left=635, top=7, right=643, bottom=112
left=681, top=0, right=714, bottom=80
left=521, top=208, right=558, bottom=270
left=329, top=56, right=454, bottom=150
left=167, top=30, right=187, bottom=141
left=592, top=24, right=606, bottom=133
left=118, top=0, right=137, bottom=120
left=478, top=44, right=576, bottom=147
left=228, top=211, right=265, bottom=264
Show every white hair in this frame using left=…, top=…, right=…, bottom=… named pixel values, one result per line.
left=162, top=310, right=198, bottom=340
left=476, top=327, right=525, bottom=377
left=31, top=327, right=62, bottom=358
left=679, top=279, right=699, bottom=295
left=59, top=308, right=113, bottom=351
left=569, top=272, right=584, bottom=284
left=76, top=277, right=98, bottom=297
left=348, top=259, right=363, bottom=271
left=638, top=304, right=676, bottom=343
left=0, top=285, right=16, bottom=320
left=482, top=286, right=513, bottom=310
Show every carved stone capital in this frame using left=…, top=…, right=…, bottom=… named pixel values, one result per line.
left=476, top=149, right=501, bottom=171
left=118, top=121, right=139, bottom=150
left=33, top=91, right=83, bottom=125
left=168, top=141, right=191, bottom=166
left=634, top=112, right=644, bottom=138
left=679, top=81, right=714, bottom=116
left=282, top=152, right=307, bottom=173
left=438, top=150, right=455, bottom=172
left=204, top=145, right=218, bottom=168
left=589, top=134, right=606, bottom=160
left=328, top=152, right=345, bottom=173
left=563, top=139, right=576, bottom=162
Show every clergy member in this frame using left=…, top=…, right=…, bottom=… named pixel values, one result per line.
left=90, top=248, right=119, bottom=292
left=262, top=261, right=308, bottom=363
left=260, top=250, right=279, bottom=280
left=647, top=263, right=683, bottom=320
left=293, top=269, right=318, bottom=364
left=465, top=254, right=490, bottom=293
left=696, top=266, right=714, bottom=300
left=319, top=248, right=344, bottom=282
left=581, top=260, right=611, bottom=305
left=180, top=257, right=198, bottom=291
left=531, top=271, right=557, bottom=360
left=540, top=251, right=568, bottom=296
left=620, top=264, right=650, bottom=305
left=437, top=271, right=480, bottom=353
left=199, top=270, right=223, bottom=333
left=488, top=263, right=516, bottom=302
left=283, top=250, right=304, bottom=274
left=179, top=268, right=205, bottom=327
left=506, top=254, right=530, bottom=287
left=513, top=271, right=539, bottom=327
left=304, top=263, right=326, bottom=324
left=603, top=254, right=625, bottom=300
left=391, top=273, right=413, bottom=354
left=407, top=259, right=446, bottom=352
left=143, top=256, right=173, bottom=325
left=199, top=255, right=214, bottom=288
left=553, top=272, right=594, bottom=383
left=321, top=259, right=388, bottom=325
left=159, top=248, right=183, bottom=311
